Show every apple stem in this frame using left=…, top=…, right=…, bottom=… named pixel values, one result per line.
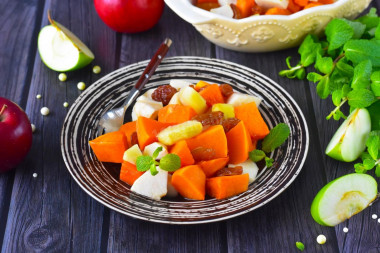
left=47, top=10, right=59, bottom=30
left=0, top=104, right=7, bottom=116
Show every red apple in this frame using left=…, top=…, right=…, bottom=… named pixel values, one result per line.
left=0, top=97, right=33, bottom=173
left=94, top=0, right=164, bottom=33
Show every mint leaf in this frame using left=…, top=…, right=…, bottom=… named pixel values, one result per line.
left=363, top=159, right=376, bottom=171
left=314, top=54, right=334, bottom=75
left=356, top=8, right=380, bottom=31
left=366, top=132, right=379, bottom=160
left=347, top=89, right=376, bottom=108
left=152, top=146, right=163, bottom=160
left=332, top=89, right=343, bottom=106
left=307, top=72, right=323, bottom=83
left=376, top=23, right=380, bottom=40
left=352, top=60, right=372, bottom=89
left=361, top=151, right=373, bottom=161
left=159, top=153, right=181, bottom=172
left=342, top=84, right=351, bottom=97
left=316, top=76, right=330, bottom=99
left=368, top=100, right=380, bottom=130
left=354, top=163, right=366, bottom=173
left=371, top=70, right=380, bottom=96
left=150, top=163, right=158, bottom=176
left=299, top=35, right=323, bottom=67
left=262, top=123, right=290, bottom=153
left=296, top=241, right=305, bottom=251
left=344, top=20, right=366, bottom=39
left=326, top=19, right=354, bottom=50
left=336, top=60, right=354, bottom=77
left=375, top=164, right=380, bottom=177
left=136, top=155, right=154, bottom=172
left=249, top=149, right=266, bottom=162
left=344, top=40, right=380, bottom=67
left=265, top=157, right=274, bottom=168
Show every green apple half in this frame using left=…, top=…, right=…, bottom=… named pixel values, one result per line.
left=325, top=108, right=371, bottom=162
left=311, top=173, right=378, bottom=226
left=38, top=20, right=94, bottom=72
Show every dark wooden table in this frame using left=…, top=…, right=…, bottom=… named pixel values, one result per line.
left=1, top=0, right=380, bottom=252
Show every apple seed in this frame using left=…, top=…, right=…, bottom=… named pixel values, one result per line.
left=93, top=65, right=101, bottom=74
left=77, top=82, right=86, bottom=90
left=40, top=107, right=50, bottom=116
left=58, top=73, right=67, bottom=82
left=316, top=235, right=326, bottom=245
left=63, top=102, right=69, bottom=107
left=36, top=94, right=42, bottom=99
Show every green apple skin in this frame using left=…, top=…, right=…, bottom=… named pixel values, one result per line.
left=311, top=173, right=378, bottom=227
left=38, top=23, right=94, bottom=72
left=325, top=108, right=371, bottom=162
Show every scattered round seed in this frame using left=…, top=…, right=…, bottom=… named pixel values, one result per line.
left=58, top=73, right=67, bottom=82
left=343, top=227, right=348, bottom=233
left=40, top=107, right=50, bottom=116
left=93, top=65, right=101, bottom=74
left=63, top=102, right=69, bottom=107
left=378, top=218, right=380, bottom=223
left=316, top=234, right=326, bottom=245
left=77, top=82, right=86, bottom=90
left=31, top=124, right=36, bottom=133
left=36, top=94, right=42, bottom=99
left=33, top=173, right=38, bottom=178
left=372, top=214, right=378, bottom=219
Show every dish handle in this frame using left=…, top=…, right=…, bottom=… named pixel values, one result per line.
left=165, top=0, right=212, bottom=24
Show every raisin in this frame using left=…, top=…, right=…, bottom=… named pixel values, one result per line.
left=219, top=84, right=234, bottom=98
left=230, top=4, right=242, bottom=19
left=151, top=85, right=177, bottom=106
left=252, top=5, right=265, bottom=15
left=221, top=118, right=240, bottom=132
left=192, top=111, right=224, bottom=126
left=191, top=147, right=216, bottom=162
left=130, top=132, right=138, bottom=146
left=215, top=166, right=243, bottom=177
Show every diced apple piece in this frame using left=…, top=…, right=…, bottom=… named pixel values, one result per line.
left=169, top=92, right=181, bottom=105
left=212, top=103, right=235, bottom=119
left=229, top=159, right=258, bottom=183
left=179, top=86, right=207, bottom=114
left=166, top=174, right=179, bottom=198
left=157, top=120, right=203, bottom=146
left=131, top=167, right=168, bottom=200
left=123, top=144, right=143, bottom=165
left=210, top=5, right=234, bottom=18
left=138, top=88, right=157, bottom=100
left=255, top=0, right=289, bottom=9
left=143, top=142, right=168, bottom=160
left=325, top=108, right=371, bottom=162
left=227, top=93, right=262, bottom=107
left=169, top=80, right=192, bottom=90
left=132, top=97, right=163, bottom=121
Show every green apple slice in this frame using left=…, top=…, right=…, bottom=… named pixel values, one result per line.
left=325, top=108, right=371, bottom=162
left=38, top=18, right=94, bottom=72
left=311, top=173, right=378, bottom=226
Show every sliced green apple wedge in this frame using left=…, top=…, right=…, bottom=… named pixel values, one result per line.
left=38, top=16, right=94, bottom=72
left=325, top=108, right=371, bottom=162
left=311, top=173, right=378, bottom=226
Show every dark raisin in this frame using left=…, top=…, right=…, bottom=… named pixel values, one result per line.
left=252, top=5, right=265, bottom=15
left=215, top=166, right=243, bottom=177
left=130, top=132, right=138, bottom=146
left=230, top=4, right=242, bottom=19
left=219, top=84, right=234, bottom=98
left=192, top=111, right=224, bottom=126
left=191, top=147, right=216, bottom=162
left=222, top=118, right=240, bottom=132
left=151, top=85, right=177, bottom=106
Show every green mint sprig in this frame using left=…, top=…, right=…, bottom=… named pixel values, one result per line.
left=249, top=123, right=290, bottom=168
left=354, top=131, right=380, bottom=177
left=136, top=147, right=181, bottom=176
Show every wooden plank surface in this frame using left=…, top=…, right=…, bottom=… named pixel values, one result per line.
left=0, top=0, right=379, bottom=252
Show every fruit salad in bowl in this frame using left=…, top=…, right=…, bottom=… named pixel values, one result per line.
left=89, top=80, right=290, bottom=201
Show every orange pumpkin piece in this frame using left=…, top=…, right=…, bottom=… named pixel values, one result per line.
left=304, top=2, right=323, bottom=9
left=186, top=125, right=228, bottom=159
left=206, top=174, right=249, bottom=199
left=119, top=121, right=137, bottom=148
left=194, top=80, right=211, bottom=91
left=119, top=161, right=144, bottom=186
left=199, top=84, right=225, bottom=106
left=294, top=0, right=308, bottom=6
left=158, top=105, right=197, bottom=124
left=236, top=0, right=254, bottom=18
left=89, top=131, right=128, bottom=163
left=171, top=165, right=206, bottom=200
left=136, top=116, right=172, bottom=150
left=287, top=0, right=301, bottom=13
left=170, top=140, right=195, bottom=167
left=197, top=157, right=229, bottom=177
left=265, top=8, right=292, bottom=15
left=234, top=102, right=269, bottom=140
left=226, top=121, right=253, bottom=164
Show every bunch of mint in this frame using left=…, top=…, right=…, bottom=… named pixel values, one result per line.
left=136, top=147, right=181, bottom=175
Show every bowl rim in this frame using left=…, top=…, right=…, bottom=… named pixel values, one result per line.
left=165, top=0, right=352, bottom=24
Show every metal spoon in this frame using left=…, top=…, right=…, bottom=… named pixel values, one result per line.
left=97, top=38, right=172, bottom=135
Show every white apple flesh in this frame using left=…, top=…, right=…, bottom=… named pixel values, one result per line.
left=325, top=108, right=371, bottom=162
left=131, top=167, right=168, bottom=200
left=229, top=159, right=258, bottom=183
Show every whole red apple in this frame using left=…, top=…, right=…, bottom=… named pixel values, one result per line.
left=94, top=0, right=164, bottom=33
left=0, top=97, right=32, bottom=173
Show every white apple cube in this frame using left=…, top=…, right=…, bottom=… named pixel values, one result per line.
left=218, top=0, right=237, bottom=5
left=132, top=96, right=163, bottom=121
left=229, top=159, right=259, bottom=183
left=178, top=86, right=207, bottom=114
left=212, top=103, right=235, bottom=119
left=169, top=80, right=192, bottom=90
left=131, top=167, right=168, bottom=200
left=227, top=93, right=262, bottom=107
left=255, top=0, right=289, bottom=9
left=166, top=174, right=179, bottom=198
left=169, top=92, right=181, bottom=105
left=123, top=144, right=143, bottom=165
left=143, top=142, right=168, bottom=160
